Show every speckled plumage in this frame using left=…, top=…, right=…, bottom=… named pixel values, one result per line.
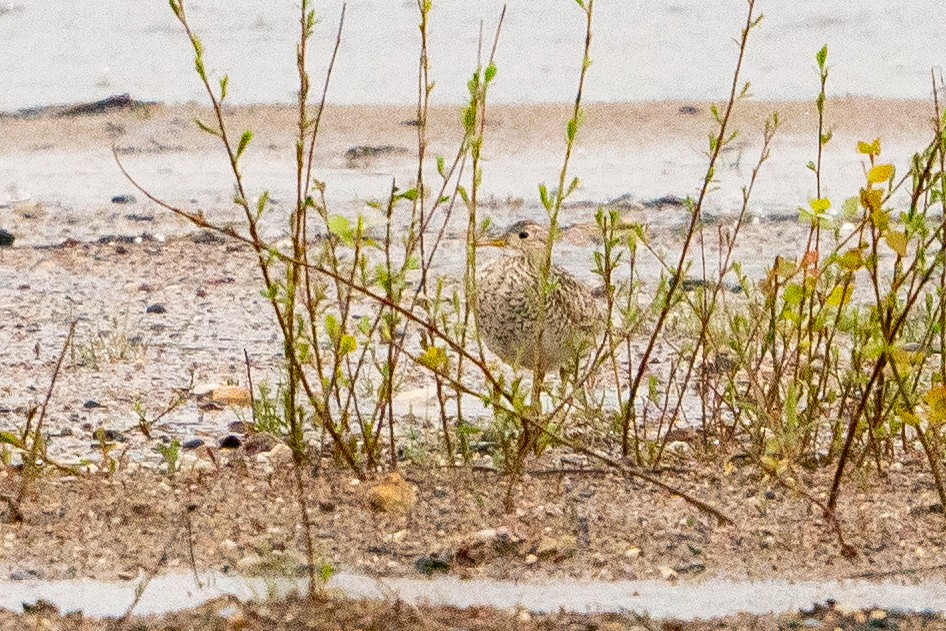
left=475, top=221, right=604, bottom=373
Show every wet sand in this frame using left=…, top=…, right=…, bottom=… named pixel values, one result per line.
left=1, top=98, right=940, bottom=246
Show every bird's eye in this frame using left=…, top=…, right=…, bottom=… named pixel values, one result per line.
left=518, top=231, right=529, bottom=239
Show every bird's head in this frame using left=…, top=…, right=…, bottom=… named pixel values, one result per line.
left=477, top=220, right=551, bottom=264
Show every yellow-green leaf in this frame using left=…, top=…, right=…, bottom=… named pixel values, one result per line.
left=867, top=164, right=895, bottom=184
left=926, top=386, right=946, bottom=426
left=338, top=334, right=357, bottom=356
left=885, top=230, right=908, bottom=257
left=860, top=188, right=882, bottom=212
left=809, top=198, right=831, bottom=214
left=857, top=138, right=881, bottom=156
left=418, top=345, right=449, bottom=373
left=838, top=248, right=863, bottom=271
left=827, top=284, right=853, bottom=307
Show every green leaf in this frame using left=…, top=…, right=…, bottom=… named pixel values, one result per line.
left=194, top=118, right=219, bottom=137
left=484, top=62, right=497, bottom=84
left=0, top=431, right=24, bottom=448
left=399, top=187, right=419, bottom=201
left=436, top=155, right=445, bottom=177
left=324, top=314, right=340, bottom=342
left=327, top=215, right=353, bottom=243
left=538, top=184, right=551, bottom=211
left=219, top=75, right=229, bottom=101
left=566, top=176, right=580, bottom=198
left=783, top=283, right=804, bottom=307
left=256, top=191, right=270, bottom=218
left=841, top=196, right=860, bottom=220
left=318, top=562, right=335, bottom=584
left=236, top=130, right=253, bottom=161
left=816, top=45, right=828, bottom=69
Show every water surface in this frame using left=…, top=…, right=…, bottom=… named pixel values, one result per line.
left=1, top=1, right=944, bottom=109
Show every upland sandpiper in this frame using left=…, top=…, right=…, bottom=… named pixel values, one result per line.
left=475, top=220, right=604, bottom=377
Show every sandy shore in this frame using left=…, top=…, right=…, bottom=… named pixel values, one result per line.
left=2, top=97, right=946, bottom=616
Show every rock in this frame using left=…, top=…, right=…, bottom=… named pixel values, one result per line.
left=191, top=383, right=221, bottom=397
left=455, top=527, right=518, bottom=567
left=0, top=229, right=13, bottom=248
left=414, top=554, right=450, bottom=576
left=111, top=194, right=136, bottom=204
left=190, top=230, right=225, bottom=244
left=236, top=554, right=264, bottom=573
left=180, top=455, right=214, bottom=475
left=676, top=562, right=706, bottom=575
left=344, top=145, right=409, bottom=167
left=228, top=421, right=251, bottom=433
left=9, top=568, right=43, bottom=580
left=658, top=565, right=679, bottom=581
left=535, top=535, right=577, bottom=560
left=524, top=554, right=538, bottom=565
left=677, top=105, right=700, bottom=115
left=241, top=433, right=275, bottom=455
left=20, top=599, right=58, bottom=615
left=124, top=213, right=153, bottom=222
left=260, top=443, right=294, bottom=467
left=218, top=435, right=242, bottom=449
left=82, top=400, right=104, bottom=409
left=211, top=385, right=252, bottom=407
left=217, top=604, right=243, bottom=622
left=182, top=438, right=205, bottom=450
left=560, top=454, right=589, bottom=468
left=92, top=428, right=125, bottom=442
left=146, top=303, right=166, bottom=314
left=367, top=472, right=417, bottom=514
left=59, top=94, right=140, bottom=117
left=625, top=547, right=641, bottom=559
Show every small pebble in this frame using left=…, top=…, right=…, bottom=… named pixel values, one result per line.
left=111, top=194, right=136, bottom=204
left=182, top=438, right=205, bottom=450
left=219, top=435, right=242, bottom=449
left=0, top=229, right=14, bottom=248
left=146, top=304, right=166, bottom=314
left=82, top=400, right=104, bottom=409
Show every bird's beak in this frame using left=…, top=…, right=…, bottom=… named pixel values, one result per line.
left=475, top=238, right=505, bottom=248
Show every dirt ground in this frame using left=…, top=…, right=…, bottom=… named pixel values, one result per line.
left=0, top=593, right=943, bottom=631
left=2, top=450, right=946, bottom=585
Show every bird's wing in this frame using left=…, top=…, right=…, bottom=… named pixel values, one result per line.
left=551, top=267, right=605, bottom=335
